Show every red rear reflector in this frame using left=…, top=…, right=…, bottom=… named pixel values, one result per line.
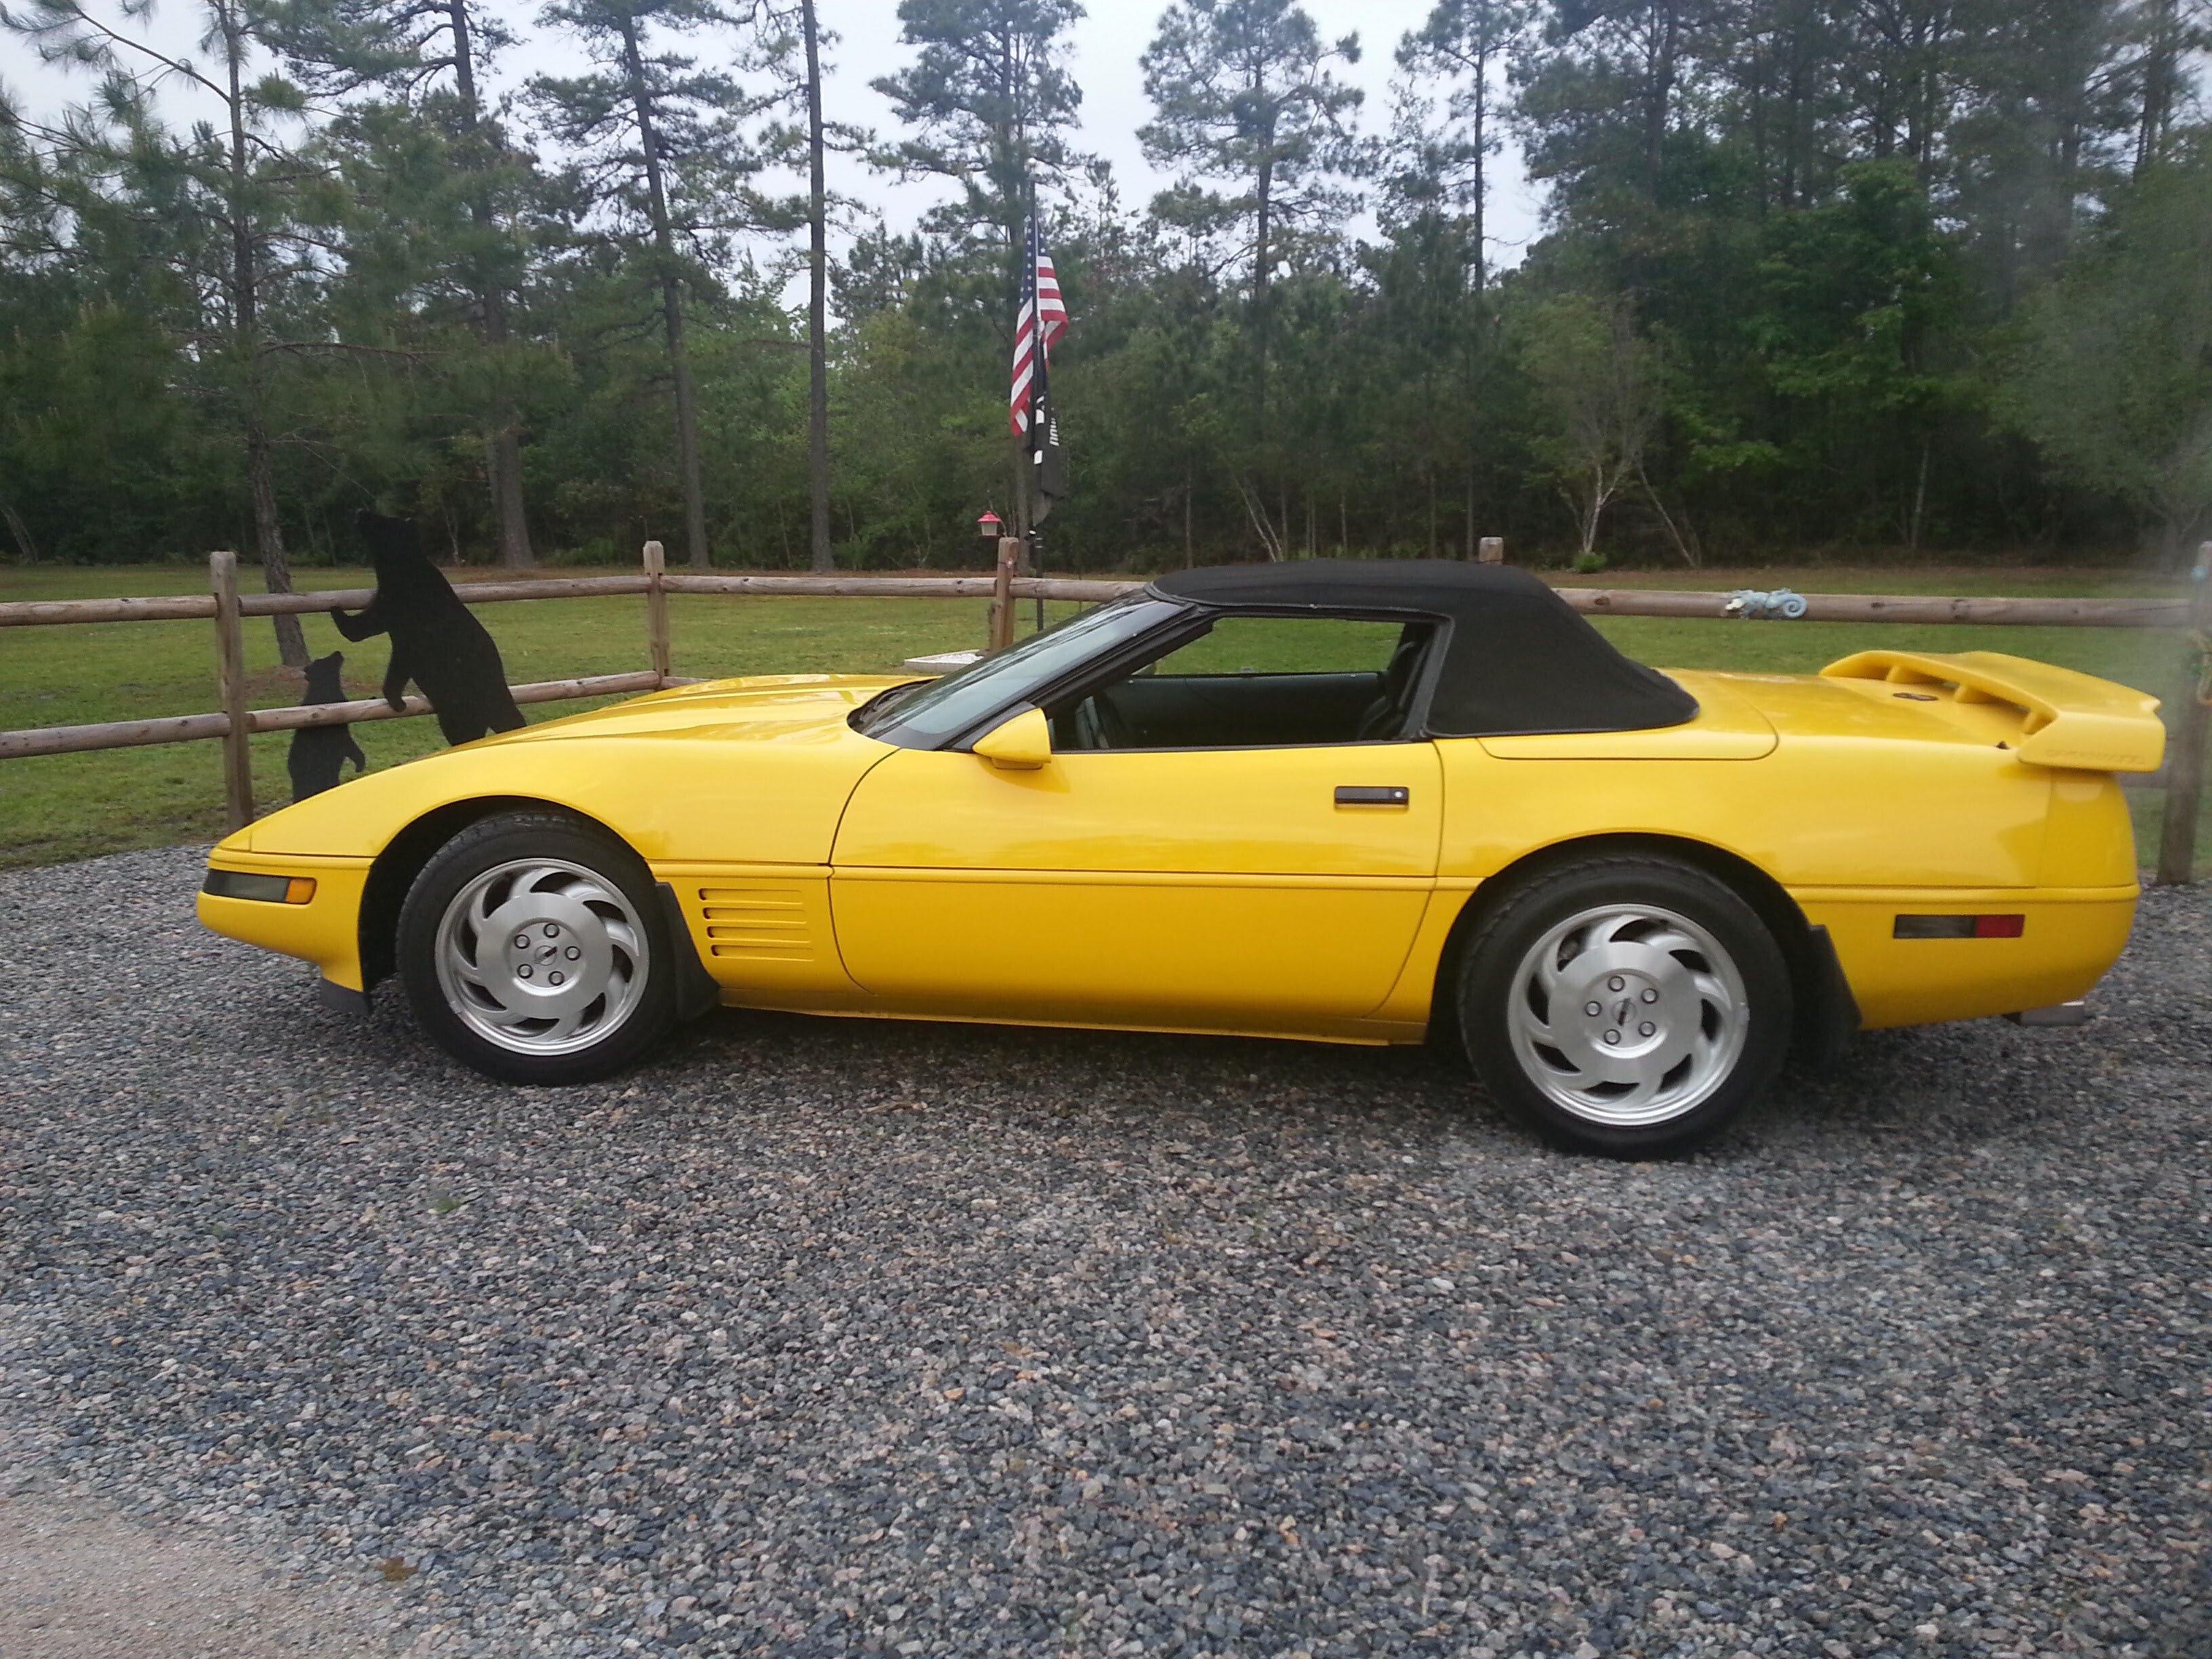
left=1894, top=914, right=2026, bottom=939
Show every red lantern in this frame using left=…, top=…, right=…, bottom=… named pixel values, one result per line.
left=977, top=510, right=1003, bottom=559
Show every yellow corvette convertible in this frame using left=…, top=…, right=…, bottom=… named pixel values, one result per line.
left=199, top=562, right=2165, bottom=1157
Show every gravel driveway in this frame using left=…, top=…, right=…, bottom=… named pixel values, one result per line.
left=2, top=846, right=2207, bottom=1659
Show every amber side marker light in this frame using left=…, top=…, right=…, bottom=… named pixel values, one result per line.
left=1893, top=914, right=2025, bottom=939
left=202, top=869, right=317, bottom=905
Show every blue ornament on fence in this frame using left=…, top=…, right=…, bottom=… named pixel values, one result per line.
left=1723, top=588, right=1809, bottom=620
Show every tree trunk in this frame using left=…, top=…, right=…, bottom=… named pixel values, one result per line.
left=1641, top=1, right=1682, bottom=202
left=620, top=17, right=710, bottom=569
left=222, top=1, right=304, bottom=666
left=661, top=287, right=709, bottom=569
left=0, top=494, right=41, bottom=562
left=1470, top=54, right=1487, bottom=290
left=245, top=418, right=306, bottom=665
left=2137, top=0, right=2177, bottom=176
left=1572, top=466, right=1612, bottom=560
left=1908, top=434, right=1931, bottom=552
left=1637, top=463, right=1698, bottom=567
left=1252, top=138, right=1275, bottom=425
left=1183, top=464, right=1193, bottom=567
left=489, top=426, right=531, bottom=566
left=801, top=0, right=834, bottom=572
left=1234, top=478, right=1284, bottom=560
left=1247, top=52, right=1276, bottom=441
left=450, top=0, right=532, bottom=567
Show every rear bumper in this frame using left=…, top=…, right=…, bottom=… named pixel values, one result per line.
left=1795, top=884, right=2137, bottom=1029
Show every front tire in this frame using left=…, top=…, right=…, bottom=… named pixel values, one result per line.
left=1456, top=855, right=1790, bottom=1158
left=396, top=812, right=677, bottom=1084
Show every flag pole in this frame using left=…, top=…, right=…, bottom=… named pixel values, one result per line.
left=1008, top=178, right=1068, bottom=630
left=1026, top=180, right=1045, bottom=631
left=1008, top=196, right=1032, bottom=548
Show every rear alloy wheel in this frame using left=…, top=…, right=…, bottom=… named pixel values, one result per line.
left=398, top=813, right=677, bottom=1083
left=1458, top=855, right=1790, bottom=1158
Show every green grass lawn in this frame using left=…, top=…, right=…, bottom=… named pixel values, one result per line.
left=3, top=561, right=2203, bottom=874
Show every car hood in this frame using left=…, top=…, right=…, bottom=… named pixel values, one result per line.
left=490, top=673, right=916, bottom=746
left=218, top=674, right=919, bottom=862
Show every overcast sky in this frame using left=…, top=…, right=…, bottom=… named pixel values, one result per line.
left=0, top=0, right=1543, bottom=283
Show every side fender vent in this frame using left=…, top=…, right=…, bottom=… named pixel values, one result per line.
left=698, top=884, right=814, bottom=962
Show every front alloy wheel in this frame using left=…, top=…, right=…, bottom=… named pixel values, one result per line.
left=398, top=813, right=677, bottom=1082
left=1458, top=855, right=1790, bottom=1158
left=433, top=857, right=653, bottom=1057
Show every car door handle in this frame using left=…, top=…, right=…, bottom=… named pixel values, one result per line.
left=1334, top=786, right=1410, bottom=807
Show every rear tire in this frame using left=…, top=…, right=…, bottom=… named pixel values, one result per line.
left=397, top=812, right=677, bottom=1084
left=1456, top=855, right=1790, bottom=1158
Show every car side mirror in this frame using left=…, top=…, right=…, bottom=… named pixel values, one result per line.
left=972, top=705, right=1053, bottom=771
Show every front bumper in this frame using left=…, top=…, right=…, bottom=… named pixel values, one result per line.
left=197, top=850, right=374, bottom=993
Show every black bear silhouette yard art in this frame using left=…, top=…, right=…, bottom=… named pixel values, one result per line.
left=285, top=650, right=366, bottom=802
left=335, top=510, right=525, bottom=745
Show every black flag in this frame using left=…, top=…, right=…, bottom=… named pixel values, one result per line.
left=1030, top=371, right=1067, bottom=521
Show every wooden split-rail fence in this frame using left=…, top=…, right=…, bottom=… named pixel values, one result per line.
left=3, top=537, right=2207, bottom=884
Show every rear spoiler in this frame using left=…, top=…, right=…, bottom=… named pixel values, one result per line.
left=1821, top=649, right=2165, bottom=773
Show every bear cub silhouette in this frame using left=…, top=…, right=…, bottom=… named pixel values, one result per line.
left=287, top=650, right=367, bottom=802
left=335, top=510, right=525, bottom=745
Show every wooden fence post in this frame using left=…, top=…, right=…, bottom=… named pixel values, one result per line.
left=989, top=536, right=1019, bottom=651
left=642, top=539, right=672, bottom=684
left=1477, top=536, right=1504, bottom=565
left=210, top=550, right=254, bottom=832
left=2154, top=540, right=2212, bottom=885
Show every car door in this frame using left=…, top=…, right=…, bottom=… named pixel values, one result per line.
left=828, top=614, right=1444, bottom=1033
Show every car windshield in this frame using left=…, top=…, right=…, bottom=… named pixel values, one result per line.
left=855, top=594, right=1184, bottom=749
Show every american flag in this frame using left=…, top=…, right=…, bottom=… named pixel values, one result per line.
left=1008, top=218, right=1068, bottom=436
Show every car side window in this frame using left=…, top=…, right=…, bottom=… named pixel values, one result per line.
left=1049, top=615, right=1436, bottom=752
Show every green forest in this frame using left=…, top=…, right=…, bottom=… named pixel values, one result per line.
left=3, top=0, right=2210, bottom=592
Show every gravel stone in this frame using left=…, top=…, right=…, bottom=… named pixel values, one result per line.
left=2, top=844, right=2208, bottom=1658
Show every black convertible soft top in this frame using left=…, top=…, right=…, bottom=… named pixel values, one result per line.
left=1147, top=560, right=1699, bottom=737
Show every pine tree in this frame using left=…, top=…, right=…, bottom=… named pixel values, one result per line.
left=753, top=0, right=865, bottom=571
left=282, top=0, right=548, bottom=563
left=1139, top=0, right=1364, bottom=396
left=1140, top=0, right=1364, bottom=556
left=872, top=0, right=1087, bottom=533
left=1515, top=0, right=1720, bottom=235
left=872, top=0, right=1085, bottom=255
left=2007, top=142, right=2212, bottom=565
left=531, top=0, right=766, bottom=569
left=1395, top=0, right=1527, bottom=291
left=3, top=0, right=335, bottom=660
left=798, top=0, right=833, bottom=571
